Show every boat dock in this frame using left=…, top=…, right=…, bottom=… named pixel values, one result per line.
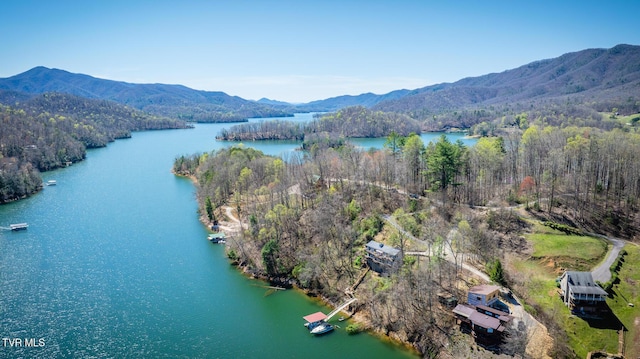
left=9, top=223, right=29, bottom=231
left=302, top=297, right=358, bottom=326
left=325, top=298, right=357, bottom=321
left=207, top=232, right=226, bottom=243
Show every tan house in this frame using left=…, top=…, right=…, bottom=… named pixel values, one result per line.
left=467, top=284, right=500, bottom=307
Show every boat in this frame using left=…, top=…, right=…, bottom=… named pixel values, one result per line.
left=305, top=320, right=323, bottom=330
left=207, top=233, right=226, bottom=243
left=310, top=322, right=334, bottom=335
left=46, top=180, right=57, bottom=186
left=10, top=223, right=28, bottom=231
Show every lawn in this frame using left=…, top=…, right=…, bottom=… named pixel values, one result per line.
left=606, top=244, right=640, bottom=357
left=526, top=225, right=608, bottom=272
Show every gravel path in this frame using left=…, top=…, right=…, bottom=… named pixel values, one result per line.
left=381, top=215, right=491, bottom=282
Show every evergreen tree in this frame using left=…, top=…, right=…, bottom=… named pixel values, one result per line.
left=205, top=196, right=214, bottom=222
left=487, top=258, right=506, bottom=285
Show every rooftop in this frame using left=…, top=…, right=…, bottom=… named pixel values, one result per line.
left=303, top=312, right=327, bottom=323
left=453, top=304, right=476, bottom=317
left=453, top=304, right=507, bottom=331
left=476, top=304, right=512, bottom=322
left=564, top=271, right=608, bottom=296
left=365, top=240, right=400, bottom=256
left=469, top=284, right=500, bottom=296
left=469, top=311, right=504, bottom=331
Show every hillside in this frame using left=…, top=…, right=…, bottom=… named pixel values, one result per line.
left=295, top=89, right=412, bottom=112
left=0, top=67, right=294, bottom=122
left=1, top=44, right=638, bottom=128
left=0, top=91, right=188, bottom=203
left=289, top=44, right=640, bottom=123
left=372, top=44, right=640, bottom=123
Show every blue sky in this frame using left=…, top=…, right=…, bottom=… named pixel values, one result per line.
left=1, top=0, right=639, bottom=103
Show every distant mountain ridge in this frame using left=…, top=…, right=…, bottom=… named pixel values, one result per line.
left=372, top=44, right=640, bottom=117
left=291, top=89, right=412, bottom=112
left=1, top=44, right=638, bottom=123
left=0, top=67, right=293, bottom=122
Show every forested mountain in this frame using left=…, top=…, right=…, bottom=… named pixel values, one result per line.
left=372, top=44, right=640, bottom=127
left=0, top=91, right=188, bottom=203
left=2, top=44, right=638, bottom=127
left=294, top=89, right=412, bottom=112
left=0, top=67, right=294, bottom=122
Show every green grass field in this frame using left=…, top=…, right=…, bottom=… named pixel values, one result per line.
left=526, top=226, right=608, bottom=272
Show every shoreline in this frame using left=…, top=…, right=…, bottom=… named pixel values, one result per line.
left=178, top=171, right=422, bottom=356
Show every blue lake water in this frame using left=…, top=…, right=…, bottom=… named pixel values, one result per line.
left=0, top=119, right=473, bottom=358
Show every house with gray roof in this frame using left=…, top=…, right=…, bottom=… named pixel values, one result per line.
left=559, top=271, right=608, bottom=314
left=365, top=240, right=402, bottom=275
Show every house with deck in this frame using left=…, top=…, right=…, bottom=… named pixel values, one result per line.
left=453, top=303, right=513, bottom=344
left=365, top=240, right=402, bottom=275
left=559, top=271, right=608, bottom=315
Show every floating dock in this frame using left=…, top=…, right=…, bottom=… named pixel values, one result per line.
left=10, top=223, right=29, bottom=231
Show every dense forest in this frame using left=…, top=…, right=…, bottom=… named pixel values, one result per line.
left=177, top=113, right=640, bottom=356
left=217, top=119, right=306, bottom=141
left=0, top=91, right=188, bottom=203
left=216, top=106, right=422, bottom=141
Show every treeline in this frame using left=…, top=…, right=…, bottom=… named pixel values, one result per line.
left=216, top=106, right=421, bottom=141
left=186, top=127, right=640, bottom=269
left=0, top=91, right=189, bottom=203
left=418, top=98, right=630, bottom=134
left=217, top=120, right=305, bottom=141
left=154, top=104, right=292, bottom=123
left=464, top=125, right=640, bottom=239
left=306, top=106, right=422, bottom=137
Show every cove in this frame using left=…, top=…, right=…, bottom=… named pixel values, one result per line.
left=0, top=121, right=430, bottom=358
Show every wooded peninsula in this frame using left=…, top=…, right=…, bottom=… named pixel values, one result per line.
left=175, top=108, right=640, bottom=357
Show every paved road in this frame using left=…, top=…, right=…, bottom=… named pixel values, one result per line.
left=589, top=232, right=626, bottom=283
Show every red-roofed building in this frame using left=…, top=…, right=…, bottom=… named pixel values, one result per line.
left=453, top=303, right=513, bottom=344
left=303, top=312, right=327, bottom=325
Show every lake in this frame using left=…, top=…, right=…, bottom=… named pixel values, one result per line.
left=0, top=118, right=473, bottom=358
